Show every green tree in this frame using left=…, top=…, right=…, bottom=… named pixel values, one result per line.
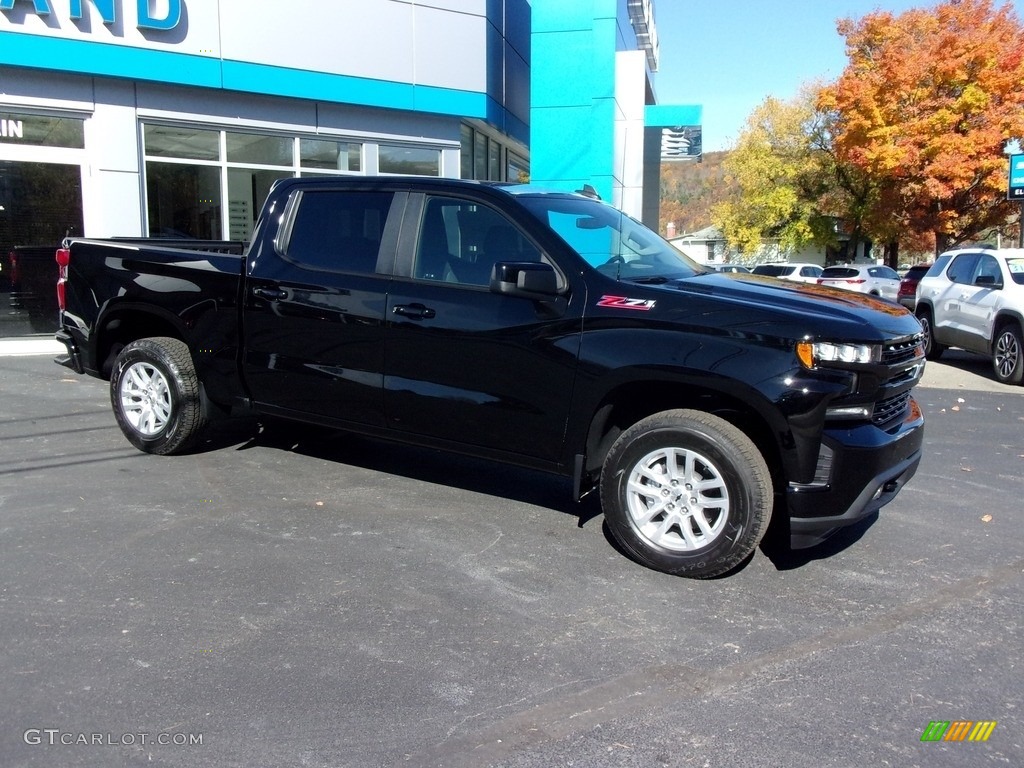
left=713, top=88, right=840, bottom=256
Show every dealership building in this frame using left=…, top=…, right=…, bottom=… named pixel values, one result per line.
left=1, top=0, right=699, bottom=334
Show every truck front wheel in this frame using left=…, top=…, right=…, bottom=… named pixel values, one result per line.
left=110, top=337, right=206, bottom=455
left=600, top=410, right=772, bottom=578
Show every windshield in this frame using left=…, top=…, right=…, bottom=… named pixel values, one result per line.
left=517, top=195, right=703, bottom=280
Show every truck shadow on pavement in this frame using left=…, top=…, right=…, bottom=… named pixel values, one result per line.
left=758, top=507, right=879, bottom=572
left=198, top=416, right=878, bottom=577
left=202, top=415, right=580, bottom=516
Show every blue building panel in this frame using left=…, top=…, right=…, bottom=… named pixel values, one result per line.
left=486, top=20, right=505, bottom=105
left=0, top=30, right=222, bottom=88
left=589, top=16, right=620, bottom=98
left=530, top=0, right=592, bottom=33
left=413, top=83, right=488, bottom=118
left=532, top=30, right=599, bottom=108
left=530, top=105, right=600, bottom=186
left=220, top=60, right=487, bottom=119
left=529, top=0, right=703, bottom=223
left=504, top=0, right=532, bottom=63
left=645, top=104, right=703, bottom=127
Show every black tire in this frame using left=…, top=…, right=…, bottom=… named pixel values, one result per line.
left=916, top=308, right=945, bottom=360
left=600, top=409, right=773, bottom=578
left=110, top=337, right=207, bottom=454
left=992, top=323, right=1024, bottom=385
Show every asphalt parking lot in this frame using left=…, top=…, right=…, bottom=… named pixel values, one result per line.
left=1, top=341, right=1022, bottom=767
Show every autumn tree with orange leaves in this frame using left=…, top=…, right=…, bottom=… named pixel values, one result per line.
left=822, top=0, right=1024, bottom=257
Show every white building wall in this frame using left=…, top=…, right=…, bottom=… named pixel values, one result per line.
left=1, top=1, right=490, bottom=96
left=83, top=80, right=143, bottom=236
left=613, top=50, right=646, bottom=219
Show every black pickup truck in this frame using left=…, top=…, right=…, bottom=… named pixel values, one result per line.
left=55, top=177, right=925, bottom=578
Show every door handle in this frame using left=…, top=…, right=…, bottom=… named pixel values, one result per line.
left=393, top=303, right=436, bottom=319
left=253, top=287, right=288, bottom=301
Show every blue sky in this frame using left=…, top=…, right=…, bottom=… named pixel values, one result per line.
left=651, top=0, right=1024, bottom=152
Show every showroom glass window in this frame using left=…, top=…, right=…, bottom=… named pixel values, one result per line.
left=459, top=124, right=529, bottom=182
left=141, top=123, right=412, bottom=240
left=0, top=112, right=86, bottom=334
left=378, top=145, right=440, bottom=176
left=144, top=125, right=223, bottom=240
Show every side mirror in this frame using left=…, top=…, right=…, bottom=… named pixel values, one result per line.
left=975, top=274, right=1000, bottom=287
left=490, top=261, right=560, bottom=300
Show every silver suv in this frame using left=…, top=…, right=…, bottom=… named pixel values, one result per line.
left=915, top=247, right=1024, bottom=384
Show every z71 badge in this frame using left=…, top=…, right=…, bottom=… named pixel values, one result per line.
left=597, top=295, right=657, bottom=311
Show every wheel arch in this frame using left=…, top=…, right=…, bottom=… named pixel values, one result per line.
left=914, top=298, right=935, bottom=320
left=990, top=310, right=1024, bottom=352
left=94, top=303, right=189, bottom=379
left=574, top=376, right=785, bottom=498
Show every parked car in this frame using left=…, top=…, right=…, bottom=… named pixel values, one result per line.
left=816, top=264, right=901, bottom=301
left=707, top=263, right=750, bottom=273
left=915, top=247, right=1024, bottom=384
left=897, top=264, right=932, bottom=310
left=751, top=262, right=823, bottom=283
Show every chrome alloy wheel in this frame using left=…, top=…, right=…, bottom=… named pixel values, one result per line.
left=994, top=328, right=1021, bottom=381
left=119, top=361, right=172, bottom=436
left=625, top=447, right=730, bottom=552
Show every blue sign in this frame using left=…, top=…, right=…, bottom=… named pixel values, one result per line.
left=0, top=0, right=181, bottom=31
left=1008, top=153, right=1024, bottom=200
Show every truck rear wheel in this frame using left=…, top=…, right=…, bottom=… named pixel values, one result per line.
left=110, top=337, right=206, bottom=455
left=600, top=410, right=772, bottom=578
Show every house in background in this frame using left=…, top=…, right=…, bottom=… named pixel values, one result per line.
left=667, top=225, right=730, bottom=264
left=668, top=224, right=873, bottom=267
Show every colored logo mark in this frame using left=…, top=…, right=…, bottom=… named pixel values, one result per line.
left=920, top=721, right=997, bottom=742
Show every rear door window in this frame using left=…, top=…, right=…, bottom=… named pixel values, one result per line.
left=282, top=190, right=394, bottom=274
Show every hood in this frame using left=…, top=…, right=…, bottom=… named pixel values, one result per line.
left=630, top=272, right=922, bottom=342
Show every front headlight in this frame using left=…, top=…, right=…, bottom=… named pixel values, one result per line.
left=796, top=340, right=881, bottom=368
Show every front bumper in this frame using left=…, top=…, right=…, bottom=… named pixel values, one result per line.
left=787, top=396, right=924, bottom=549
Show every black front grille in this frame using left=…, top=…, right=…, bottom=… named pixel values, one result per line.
left=882, top=333, right=924, bottom=366
left=873, top=390, right=912, bottom=426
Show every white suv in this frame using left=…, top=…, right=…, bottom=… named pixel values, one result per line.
left=817, top=264, right=902, bottom=300
left=915, top=247, right=1024, bottom=384
left=751, top=262, right=823, bottom=284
